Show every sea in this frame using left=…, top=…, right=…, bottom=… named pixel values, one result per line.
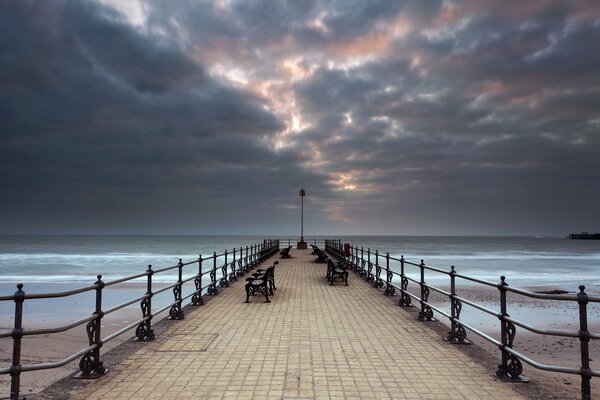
left=1, top=235, right=599, bottom=328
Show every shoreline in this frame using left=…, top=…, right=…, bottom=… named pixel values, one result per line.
left=1, top=282, right=598, bottom=398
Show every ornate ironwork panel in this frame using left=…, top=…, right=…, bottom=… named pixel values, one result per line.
left=384, top=267, right=395, bottom=296
left=191, top=275, right=205, bottom=306
left=237, top=259, right=244, bottom=277
left=418, top=286, right=433, bottom=321
left=220, top=263, right=229, bottom=287
left=208, top=267, right=218, bottom=295
left=375, top=263, right=383, bottom=287
left=135, top=297, right=155, bottom=341
left=78, top=318, right=105, bottom=375
left=169, top=285, right=184, bottom=320
left=446, top=299, right=467, bottom=342
left=398, top=277, right=411, bottom=306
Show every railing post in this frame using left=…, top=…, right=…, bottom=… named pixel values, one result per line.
left=446, top=266, right=467, bottom=343
left=237, top=247, right=244, bottom=277
left=417, top=260, right=433, bottom=321
left=495, top=276, right=524, bottom=380
left=360, top=247, right=366, bottom=277
left=192, top=256, right=205, bottom=306
left=135, top=265, right=155, bottom=341
left=220, top=250, right=229, bottom=287
left=209, top=252, right=218, bottom=295
left=76, top=275, right=107, bottom=378
left=374, top=250, right=382, bottom=288
left=384, top=253, right=395, bottom=296
left=245, top=246, right=249, bottom=273
left=578, top=285, right=592, bottom=400
left=367, top=248, right=373, bottom=282
left=10, top=283, right=25, bottom=400
left=398, top=255, right=411, bottom=306
left=169, top=259, right=185, bottom=320
left=230, top=249, right=237, bottom=281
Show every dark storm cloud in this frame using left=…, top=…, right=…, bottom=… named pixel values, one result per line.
left=1, top=0, right=599, bottom=235
left=0, top=0, right=307, bottom=234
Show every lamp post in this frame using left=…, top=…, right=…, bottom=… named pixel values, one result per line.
left=297, top=187, right=307, bottom=249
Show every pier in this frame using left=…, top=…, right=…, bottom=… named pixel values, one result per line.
left=46, top=248, right=525, bottom=399
left=2, top=240, right=599, bottom=399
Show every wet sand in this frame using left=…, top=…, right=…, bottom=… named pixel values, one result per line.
left=1, top=282, right=598, bottom=399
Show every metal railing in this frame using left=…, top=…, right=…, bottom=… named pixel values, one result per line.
left=0, top=239, right=279, bottom=400
left=275, top=237, right=326, bottom=248
left=324, top=239, right=599, bottom=400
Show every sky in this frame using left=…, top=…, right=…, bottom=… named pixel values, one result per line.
left=1, top=0, right=599, bottom=236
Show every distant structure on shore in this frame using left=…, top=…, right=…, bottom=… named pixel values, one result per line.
left=569, top=232, right=600, bottom=240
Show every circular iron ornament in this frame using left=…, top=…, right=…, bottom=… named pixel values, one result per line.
left=424, top=307, right=434, bottom=320
left=135, top=324, right=147, bottom=339
left=191, top=293, right=203, bottom=305
left=506, top=355, right=523, bottom=378
left=455, top=326, right=467, bottom=341
left=169, top=306, right=184, bottom=320
left=398, top=296, right=411, bottom=306
left=79, top=354, right=94, bottom=374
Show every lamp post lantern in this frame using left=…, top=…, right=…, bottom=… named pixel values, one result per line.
left=297, top=188, right=307, bottom=249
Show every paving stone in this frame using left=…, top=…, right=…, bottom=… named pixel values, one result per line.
left=71, top=249, right=525, bottom=399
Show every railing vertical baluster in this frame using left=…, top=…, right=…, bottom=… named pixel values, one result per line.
left=135, top=265, right=155, bottom=340
left=209, top=252, right=218, bottom=295
left=169, top=259, right=185, bottom=320
left=495, top=276, right=524, bottom=380
left=10, top=283, right=24, bottom=400
left=220, top=250, right=229, bottom=287
left=367, top=248, right=372, bottom=282
left=245, top=246, right=249, bottom=273
left=76, top=275, right=107, bottom=378
left=384, top=253, right=395, bottom=296
left=237, top=247, right=243, bottom=277
left=231, top=249, right=237, bottom=281
left=417, top=260, right=433, bottom=321
left=578, top=285, right=592, bottom=400
left=192, top=256, right=205, bottom=306
left=497, top=276, right=509, bottom=377
left=446, top=266, right=466, bottom=343
left=398, top=255, right=411, bottom=306
left=374, top=250, right=381, bottom=288
left=360, top=247, right=365, bottom=277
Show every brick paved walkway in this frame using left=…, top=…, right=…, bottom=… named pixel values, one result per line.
left=71, top=249, right=526, bottom=400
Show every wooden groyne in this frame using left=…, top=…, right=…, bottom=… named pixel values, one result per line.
left=569, top=232, right=600, bottom=240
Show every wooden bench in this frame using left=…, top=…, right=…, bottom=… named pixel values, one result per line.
left=327, top=259, right=348, bottom=286
left=280, top=246, right=292, bottom=259
left=244, top=262, right=277, bottom=303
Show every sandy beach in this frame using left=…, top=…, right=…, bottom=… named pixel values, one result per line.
left=0, top=282, right=173, bottom=399
left=1, top=280, right=598, bottom=399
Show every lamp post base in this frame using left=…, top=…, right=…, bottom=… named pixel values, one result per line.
left=296, top=241, right=307, bottom=250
